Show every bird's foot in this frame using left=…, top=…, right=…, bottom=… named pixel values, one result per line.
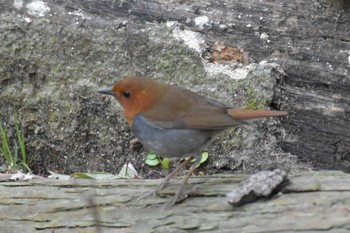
left=165, top=185, right=200, bottom=208
left=136, top=188, right=158, bottom=201
left=136, top=178, right=170, bottom=202
left=155, top=178, right=170, bottom=191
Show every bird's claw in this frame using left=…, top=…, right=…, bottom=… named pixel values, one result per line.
left=136, top=189, right=157, bottom=202
left=136, top=179, right=170, bottom=202
left=165, top=185, right=200, bottom=208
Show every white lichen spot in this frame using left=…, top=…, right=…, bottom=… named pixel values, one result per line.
left=76, top=79, right=98, bottom=88
left=259, top=17, right=264, bottom=21
left=339, top=50, right=350, bottom=67
left=172, top=28, right=205, bottom=53
left=246, top=24, right=252, bottom=28
left=326, top=62, right=333, bottom=70
left=14, top=0, right=23, bottom=9
left=68, top=9, right=85, bottom=18
left=166, top=21, right=176, bottom=27
left=204, top=62, right=252, bottom=80
left=219, top=24, right=227, bottom=29
left=238, top=14, right=242, bottom=19
left=26, top=0, right=50, bottom=17
left=194, top=15, right=209, bottom=29
left=24, top=17, right=32, bottom=23
left=205, top=61, right=279, bottom=81
left=260, top=32, right=270, bottom=43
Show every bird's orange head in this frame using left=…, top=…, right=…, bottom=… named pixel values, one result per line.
left=99, top=76, right=168, bottom=126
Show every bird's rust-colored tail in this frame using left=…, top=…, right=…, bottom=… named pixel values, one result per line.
left=228, top=109, right=288, bottom=121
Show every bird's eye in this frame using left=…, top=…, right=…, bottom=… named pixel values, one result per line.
left=123, top=91, right=131, bottom=98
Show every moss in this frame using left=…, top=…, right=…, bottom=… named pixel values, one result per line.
left=48, top=112, right=60, bottom=122
left=50, top=64, right=61, bottom=75
left=50, top=36, right=58, bottom=44
left=215, top=128, right=243, bottom=150
left=243, top=86, right=269, bottom=110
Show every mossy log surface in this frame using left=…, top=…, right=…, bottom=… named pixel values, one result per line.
left=1, top=171, right=350, bottom=233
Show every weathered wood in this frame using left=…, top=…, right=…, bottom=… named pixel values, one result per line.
left=1, top=171, right=350, bottom=232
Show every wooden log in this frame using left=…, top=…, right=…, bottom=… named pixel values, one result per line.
left=0, top=171, right=349, bottom=232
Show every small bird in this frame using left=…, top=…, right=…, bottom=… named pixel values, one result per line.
left=99, top=76, right=288, bottom=205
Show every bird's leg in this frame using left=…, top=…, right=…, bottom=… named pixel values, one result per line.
left=136, top=156, right=193, bottom=201
left=166, top=154, right=202, bottom=207
left=156, top=156, right=194, bottom=191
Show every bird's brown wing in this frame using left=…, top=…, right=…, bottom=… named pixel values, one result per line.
left=142, top=85, right=288, bottom=130
left=141, top=86, right=242, bottom=130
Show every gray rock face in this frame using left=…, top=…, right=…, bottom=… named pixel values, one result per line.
left=1, top=0, right=348, bottom=175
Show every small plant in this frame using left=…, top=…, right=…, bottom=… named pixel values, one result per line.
left=0, top=116, right=31, bottom=173
left=190, top=151, right=209, bottom=168
left=145, top=152, right=170, bottom=170
left=145, top=151, right=209, bottom=170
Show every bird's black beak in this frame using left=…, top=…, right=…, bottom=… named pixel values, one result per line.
left=98, top=87, right=114, bottom=96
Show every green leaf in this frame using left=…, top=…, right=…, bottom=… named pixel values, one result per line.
left=14, top=115, right=27, bottom=170
left=189, top=152, right=209, bottom=167
left=145, top=158, right=160, bottom=166
left=161, top=157, right=170, bottom=170
left=0, top=123, right=12, bottom=163
left=146, top=153, right=157, bottom=160
left=18, top=162, right=32, bottom=174
left=199, top=151, right=209, bottom=165
left=71, top=172, right=94, bottom=179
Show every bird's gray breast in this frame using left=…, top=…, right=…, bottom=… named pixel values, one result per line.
left=131, top=115, right=219, bottom=157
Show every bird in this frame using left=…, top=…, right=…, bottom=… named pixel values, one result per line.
left=99, top=76, right=288, bottom=205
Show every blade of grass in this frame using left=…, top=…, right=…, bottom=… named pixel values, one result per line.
left=18, top=162, right=32, bottom=173
left=14, top=117, right=27, bottom=167
left=0, top=117, right=31, bottom=172
left=0, top=123, right=14, bottom=167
